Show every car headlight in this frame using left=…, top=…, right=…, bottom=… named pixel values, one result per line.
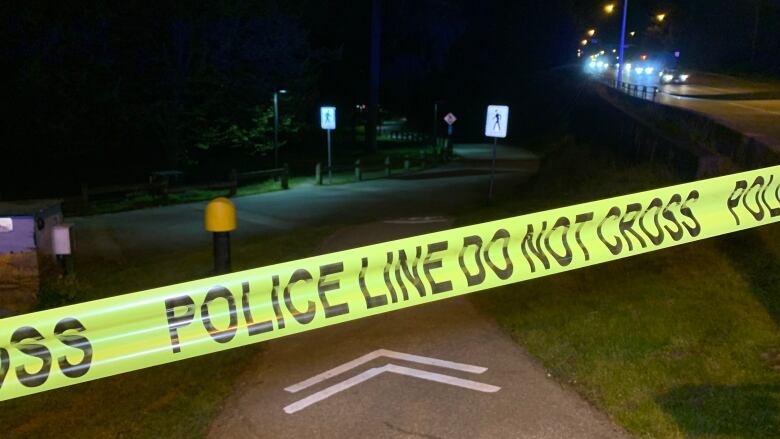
left=645, top=67, right=655, bottom=75
left=680, top=74, right=689, bottom=82
left=663, top=74, right=674, bottom=83
left=635, top=67, right=644, bottom=74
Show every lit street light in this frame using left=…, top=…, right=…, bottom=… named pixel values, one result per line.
left=581, top=39, right=589, bottom=46
left=604, top=3, right=615, bottom=14
left=587, top=29, right=596, bottom=37
left=616, top=0, right=628, bottom=84
left=273, top=89, right=288, bottom=169
left=656, top=13, right=666, bottom=22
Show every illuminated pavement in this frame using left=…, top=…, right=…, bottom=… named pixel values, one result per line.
left=72, top=144, right=539, bottom=263
left=655, top=92, right=780, bottom=152
left=602, top=70, right=780, bottom=153
left=207, top=220, right=629, bottom=439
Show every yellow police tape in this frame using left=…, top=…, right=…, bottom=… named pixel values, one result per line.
left=1, top=165, right=779, bottom=401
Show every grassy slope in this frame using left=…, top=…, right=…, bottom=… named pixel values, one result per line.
left=1, top=226, right=332, bottom=438
left=469, top=139, right=780, bottom=438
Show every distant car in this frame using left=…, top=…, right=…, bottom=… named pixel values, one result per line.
left=659, top=69, right=690, bottom=84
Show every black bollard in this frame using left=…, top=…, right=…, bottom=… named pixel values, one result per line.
left=213, top=231, right=231, bottom=274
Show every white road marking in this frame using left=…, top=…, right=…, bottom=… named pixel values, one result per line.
left=727, top=102, right=780, bottom=116
left=386, top=364, right=500, bottom=393
left=284, top=366, right=386, bottom=414
left=283, top=363, right=500, bottom=414
left=285, top=349, right=486, bottom=394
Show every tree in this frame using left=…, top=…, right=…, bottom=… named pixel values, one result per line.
left=193, top=105, right=299, bottom=157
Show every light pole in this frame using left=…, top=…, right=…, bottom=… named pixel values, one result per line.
left=616, top=0, right=629, bottom=85
left=273, top=89, right=287, bottom=169
left=433, top=100, right=445, bottom=153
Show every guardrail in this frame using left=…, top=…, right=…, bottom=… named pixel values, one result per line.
left=80, top=142, right=455, bottom=204
left=606, top=79, right=659, bottom=102
left=229, top=165, right=289, bottom=195
left=315, top=157, right=407, bottom=185
left=314, top=148, right=453, bottom=185
left=80, top=182, right=165, bottom=205
left=81, top=165, right=290, bottom=205
left=377, top=130, right=427, bottom=142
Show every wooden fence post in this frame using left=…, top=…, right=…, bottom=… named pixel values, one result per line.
left=281, top=164, right=290, bottom=190
left=228, top=169, right=238, bottom=197
left=160, top=176, right=169, bottom=201
left=355, top=159, right=362, bottom=181
left=81, top=183, right=90, bottom=205
left=315, top=162, right=323, bottom=185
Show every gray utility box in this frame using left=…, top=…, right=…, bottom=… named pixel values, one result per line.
left=0, top=199, right=64, bottom=315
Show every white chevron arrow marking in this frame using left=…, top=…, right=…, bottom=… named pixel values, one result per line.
left=284, top=363, right=500, bottom=414
left=283, top=350, right=500, bottom=414
left=284, top=349, right=487, bottom=394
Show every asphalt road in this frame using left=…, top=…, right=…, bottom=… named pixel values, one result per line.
left=655, top=90, right=780, bottom=152
left=71, top=144, right=538, bottom=263
left=599, top=69, right=780, bottom=153
left=207, top=220, right=628, bottom=439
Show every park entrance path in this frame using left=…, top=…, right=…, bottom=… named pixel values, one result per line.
left=72, top=144, right=538, bottom=263
left=207, top=220, right=629, bottom=439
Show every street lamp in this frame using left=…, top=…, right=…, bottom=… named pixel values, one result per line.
left=604, top=3, right=615, bottom=14
left=433, top=100, right=446, bottom=152
left=587, top=29, right=596, bottom=37
left=616, top=0, right=629, bottom=85
left=581, top=39, right=589, bottom=46
left=273, top=89, right=288, bottom=169
left=655, top=13, right=666, bottom=22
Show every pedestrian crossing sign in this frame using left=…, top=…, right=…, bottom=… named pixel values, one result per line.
left=484, top=105, right=509, bottom=138
left=321, top=106, right=336, bottom=130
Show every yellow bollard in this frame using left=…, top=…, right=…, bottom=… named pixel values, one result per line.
left=205, top=198, right=236, bottom=274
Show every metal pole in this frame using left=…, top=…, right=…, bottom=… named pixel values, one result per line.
left=327, top=129, right=333, bottom=184
left=433, top=102, right=438, bottom=151
left=213, top=232, right=231, bottom=274
left=616, top=0, right=629, bottom=85
left=367, top=0, right=381, bottom=152
left=273, top=91, right=279, bottom=169
left=489, top=137, right=497, bottom=200
left=751, top=1, right=760, bottom=65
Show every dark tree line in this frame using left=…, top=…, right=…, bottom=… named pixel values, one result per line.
left=3, top=1, right=327, bottom=194
left=4, top=0, right=776, bottom=198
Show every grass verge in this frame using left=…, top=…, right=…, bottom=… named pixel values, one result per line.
left=1, top=226, right=333, bottom=438
left=67, top=144, right=435, bottom=217
left=467, top=139, right=780, bottom=438
left=66, top=176, right=313, bottom=217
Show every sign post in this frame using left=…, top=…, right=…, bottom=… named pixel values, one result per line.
left=484, top=105, right=509, bottom=200
left=320, top=106, right=336, bottom=184
left=443, top=112, right=457, bottom=159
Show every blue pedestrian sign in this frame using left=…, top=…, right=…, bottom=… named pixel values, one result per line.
left=320, top=106, right=336, bottom=130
